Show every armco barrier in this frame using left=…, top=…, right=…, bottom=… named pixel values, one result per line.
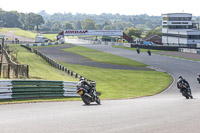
left=0, top=80, right=79, bottom=99
left=179, top=48, right=200, bottom=54
left=24, top=42, right=64, bottom=47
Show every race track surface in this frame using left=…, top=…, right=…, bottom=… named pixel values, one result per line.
left=38, top=44, right=149, bottom=70
left=1, top=39, right=200, bottom=133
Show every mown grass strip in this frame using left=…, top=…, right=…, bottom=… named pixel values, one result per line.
left=62, top=46, right=147, bottom=67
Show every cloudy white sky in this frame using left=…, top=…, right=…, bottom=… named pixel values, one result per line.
left=1, top=0, right=200, bottom=16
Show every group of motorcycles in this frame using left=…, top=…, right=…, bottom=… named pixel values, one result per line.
left=136, top=47, right=151, bottom=56
left=76, top=74, right=200, bottom=104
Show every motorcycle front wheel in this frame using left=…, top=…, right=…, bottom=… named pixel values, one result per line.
left=81, top=95, right=91, bottom=105
left=96, top=96, right=101, bottom=104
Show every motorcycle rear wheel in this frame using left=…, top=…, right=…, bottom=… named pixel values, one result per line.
left=81, top=95, right=91, bottom=105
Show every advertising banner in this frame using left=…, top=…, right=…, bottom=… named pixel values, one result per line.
left=64, top=30, right=123, bottom=36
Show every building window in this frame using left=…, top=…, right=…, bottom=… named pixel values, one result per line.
left=172, top=22, right=182, bottom=24
left=188, top=35, right=200, bottom=39
left=168, top=25, right=192, bottom=29
left=162, top=33, right=188, bottom=38
left=168, top=17, right=191, bottom=21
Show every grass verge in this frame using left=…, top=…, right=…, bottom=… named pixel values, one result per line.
left=58, top=62, right=172, bottom=99
left=0, top=44, right=171, bottom=104
left=0, top=97, right=80, bottom=105
left=62, top=45, right=147, bottom=67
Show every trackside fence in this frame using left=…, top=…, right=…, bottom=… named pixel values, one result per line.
left=0, top=80, right=79, bottom=99
left=0, top=48, right=29, bottom=78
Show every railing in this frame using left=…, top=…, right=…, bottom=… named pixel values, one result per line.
left=0, top=80, right=79, bottom=99
left=0, top=48, right=29, bottom=78
left=0, top=63, right=29, bottom=78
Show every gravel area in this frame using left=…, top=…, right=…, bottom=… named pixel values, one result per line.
left=38, top=44, right=150, bottom=70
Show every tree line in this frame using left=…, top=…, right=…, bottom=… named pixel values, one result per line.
left=0, top=8, right=44, bottom=31
left=38, top=10, right=162, bottom=33
left=0, top=9, right=163, bottom=38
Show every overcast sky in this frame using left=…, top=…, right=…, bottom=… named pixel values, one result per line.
left=1, top=0, right=200, bottom=16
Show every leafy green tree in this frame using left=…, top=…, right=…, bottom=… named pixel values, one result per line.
left=1, top=11, right=21, bottom=28
left=63, top=22, right=74, bottom=29
left=82, top=19, right=97, bottom=29
left=34, top=14, right=45, bottom=31
left=52, top=21, right=62, bottom=31
left=75, top=20, right=82, bottom=29
left=145, top=28, right=162, bottom=38
left=103, top=25, right=112, bottom=30
left=124, top=27, right=142, bottom=38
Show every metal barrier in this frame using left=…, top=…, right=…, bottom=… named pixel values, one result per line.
left=0, top=80, right=79, bottom=99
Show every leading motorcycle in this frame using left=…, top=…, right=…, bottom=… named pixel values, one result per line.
left=178, top=82, right=193, bottom=99
left=76, top=79, right=101, bottom=105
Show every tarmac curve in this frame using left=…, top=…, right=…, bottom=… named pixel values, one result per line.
left=1, top=40, right=200, bottom=133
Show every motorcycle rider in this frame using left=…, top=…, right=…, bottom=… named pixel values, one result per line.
left=177, top=76, right=193, bottom=99
left=79, top=77, right=93, bottom=94
left=147, top=49, right=151, bottom=56
left=136, top=47, right=140, bottom=54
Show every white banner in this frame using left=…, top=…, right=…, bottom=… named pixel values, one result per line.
left=64, top=30, right=123, bottom=36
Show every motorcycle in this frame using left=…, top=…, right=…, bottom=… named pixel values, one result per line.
left=197, top=74, right=200, bottom=83
left=136, top=47, right=140, bottom=54
left=76, top=79, right=101, bottom=105
left=179, top=83, right=193, bottom=99
left=147, top=49, right=151, bottom=56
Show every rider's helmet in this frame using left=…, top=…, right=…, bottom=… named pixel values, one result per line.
left=79, top=77, right=85, bottom=81
left=179, top=76, right=183, bottom=79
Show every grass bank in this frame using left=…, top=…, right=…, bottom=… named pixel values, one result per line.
left=58, top=62, right=171, bottom=99
left=8, top=44, right=77, bottom=81
left=59, top=45, right=171, bottom=99
left=62, top=46, right=147, bottom=67
left=0, top=44, right=171, bottom=103
left=0, top=28, right=57, bottom=40
left=0, top=28, right=36, bottom=38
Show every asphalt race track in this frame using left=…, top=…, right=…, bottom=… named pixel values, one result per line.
left=1, top=40, right=200, bottom=133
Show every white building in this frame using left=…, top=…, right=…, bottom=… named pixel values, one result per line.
left=162, top=13, right=200, bottom=47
